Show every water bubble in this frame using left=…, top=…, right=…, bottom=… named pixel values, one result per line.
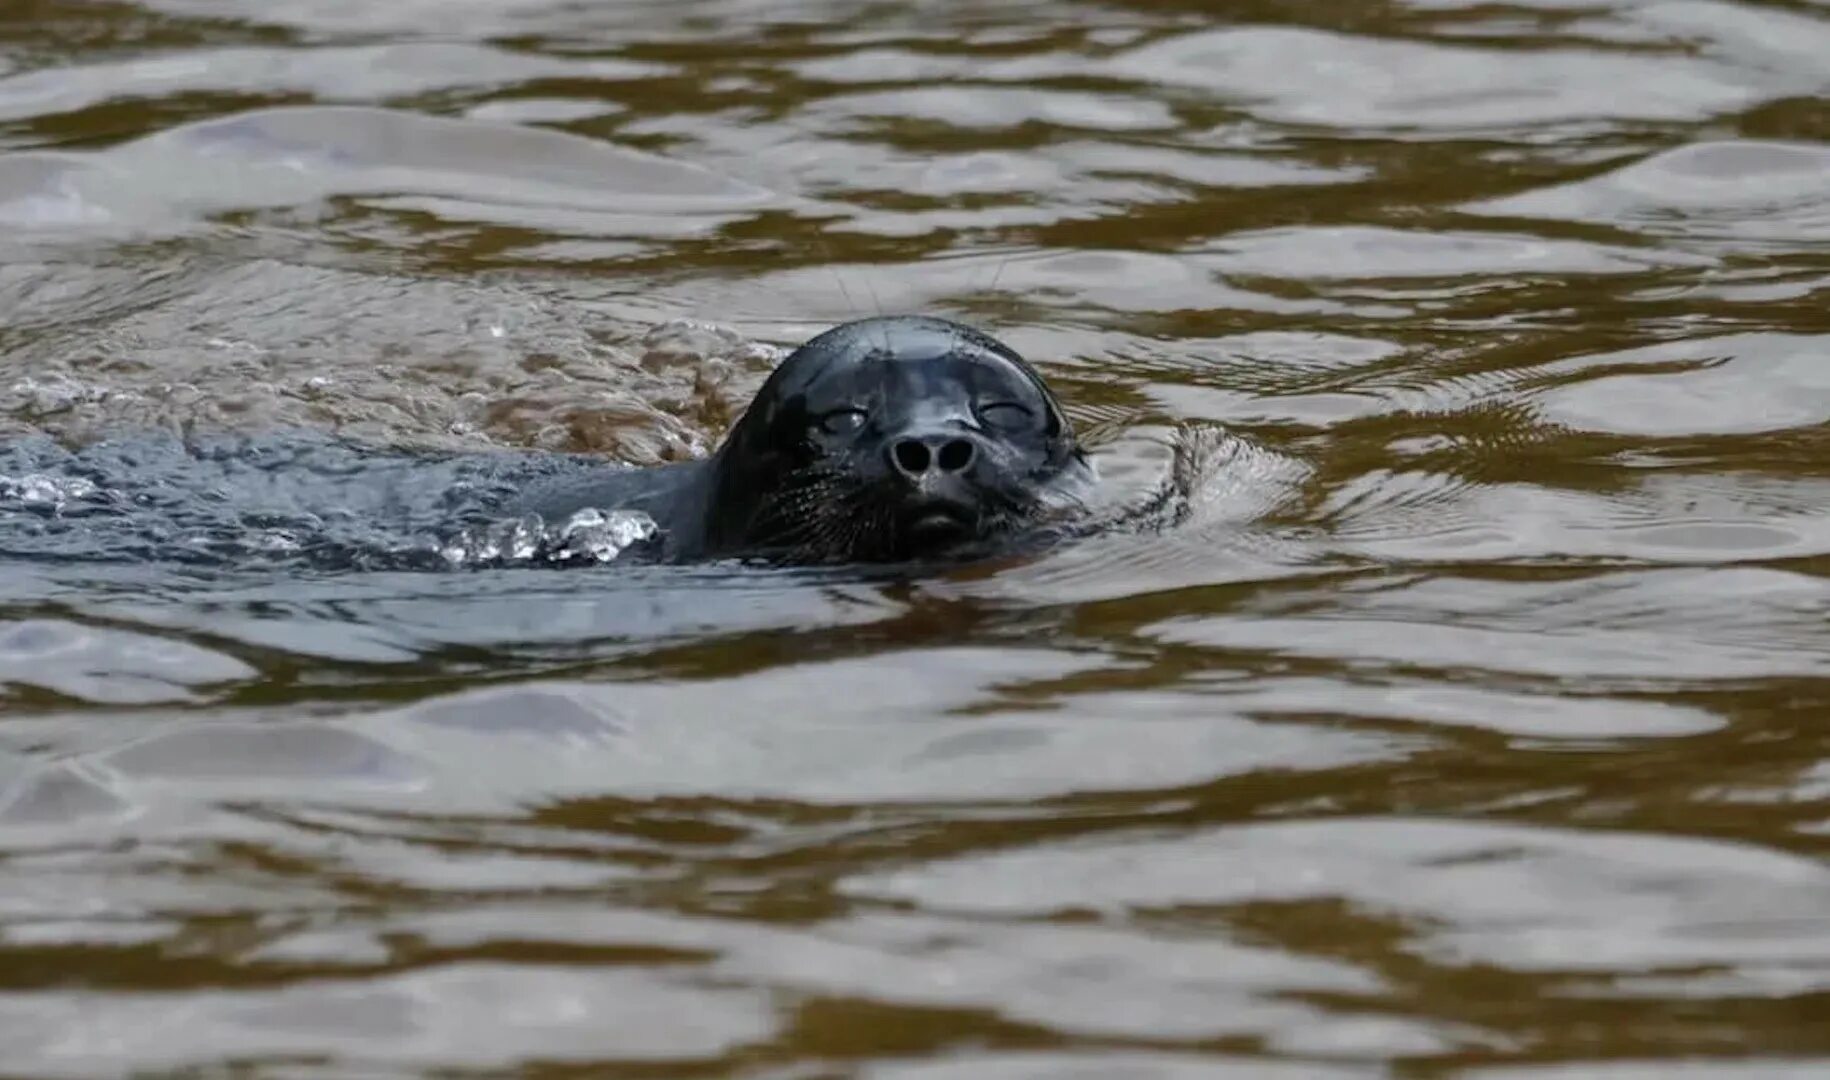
left=5, top=374, right=109, bottom=417
left=432, top=508, right=657, bottom=568
left=250, top=529, right=303, bottom=553
left=0, top=473, right=101, bottom=511
left=549, top=507, right=660, bottom=564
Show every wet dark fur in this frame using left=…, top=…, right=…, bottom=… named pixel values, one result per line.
left=512, top=316, right=1094, bottom=565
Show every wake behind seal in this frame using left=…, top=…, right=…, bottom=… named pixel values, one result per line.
left=512, top=315, right=1095, bottom=565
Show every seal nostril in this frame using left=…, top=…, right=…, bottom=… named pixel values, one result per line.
left=937, top=439, right=974, bottom=473
left=892, top=440, right=930, bottom=475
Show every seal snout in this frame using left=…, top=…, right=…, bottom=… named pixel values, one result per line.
left=887, top=431, right=977, bottom=482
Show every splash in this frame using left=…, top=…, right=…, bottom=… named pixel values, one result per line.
left=434, top=507, right=659, bottom=568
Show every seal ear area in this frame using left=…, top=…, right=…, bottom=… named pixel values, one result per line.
left=1036, top=395, right=1070, bottom=441
left=988, top=361, right=1077, bottom=450
left=949, top=329, right=1076, bottom=446
left=1025, top=368, right=1084, bottom=452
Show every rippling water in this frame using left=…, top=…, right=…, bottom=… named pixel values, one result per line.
left=2, top=1, right=1827, bottom=1075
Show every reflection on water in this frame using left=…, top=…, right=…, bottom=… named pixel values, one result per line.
left=2, top=0, right=1828, bottom=1074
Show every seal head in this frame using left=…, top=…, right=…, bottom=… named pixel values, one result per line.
left=698, top=315, right=1091, bottom=563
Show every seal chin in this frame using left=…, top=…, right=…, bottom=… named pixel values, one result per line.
left=900, top=498, right=981, bottom=557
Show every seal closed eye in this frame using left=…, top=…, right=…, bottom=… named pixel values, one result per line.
left=512, top=315, right=1094, bottom=565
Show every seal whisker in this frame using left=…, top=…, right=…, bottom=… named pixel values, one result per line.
left=863, top=272, right=884, bottom=319
left=829, top=267, right=859, bottom=319
left=812, top=229, right=865, bottom=320
left=986, top=249, right=1012, bottom=297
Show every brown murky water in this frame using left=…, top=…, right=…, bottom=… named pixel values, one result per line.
left=2, top=0, right=1829, bottom=1075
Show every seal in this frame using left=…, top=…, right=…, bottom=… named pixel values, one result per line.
left=513, top=315, right=1094, bottom=564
